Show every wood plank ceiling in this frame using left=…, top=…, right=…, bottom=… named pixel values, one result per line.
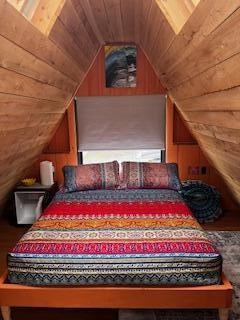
left=1, top=0, right=240, bottom=206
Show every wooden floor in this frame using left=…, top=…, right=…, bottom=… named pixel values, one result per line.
left=0, top=210, right=239, bottom=320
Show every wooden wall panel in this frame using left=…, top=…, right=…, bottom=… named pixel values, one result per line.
left=28, top=47, right=165, bottom=184
left=28, top=103, right=77, bottom=185
left=0, top=0, right=83, bottom=83
left=0, top=0, right=100, bottom=208
left=173, top=105, right=197, bottom=144
left=138, top=0, right=240, bottom=204
left=1, top=0, right=239, bottom=209
left=166, top=99, right=239, bottom=211
left=43, top=112, right=70, bottom=154
left=157, top=0, right=240, bottom=81
left=30, top=48, right=238, bottom=210
left=77, top=47, right=165, bottom=96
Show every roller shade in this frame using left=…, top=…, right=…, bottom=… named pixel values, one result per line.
left=76, top=95, right=166, bottom=151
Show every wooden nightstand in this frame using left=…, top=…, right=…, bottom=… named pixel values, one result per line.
left=13, top=183, right=58, bottom=225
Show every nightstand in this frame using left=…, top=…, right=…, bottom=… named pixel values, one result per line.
left=13, top=183, right=58, bottom=225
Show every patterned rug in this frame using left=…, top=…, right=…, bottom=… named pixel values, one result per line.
left=119, top=231, right=240, bottom=320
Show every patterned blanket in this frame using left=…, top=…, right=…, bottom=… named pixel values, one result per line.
left=8, top=189, right=222, bottom=286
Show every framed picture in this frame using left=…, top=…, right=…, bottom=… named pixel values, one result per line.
left=105, top=45, right=137, bottom=88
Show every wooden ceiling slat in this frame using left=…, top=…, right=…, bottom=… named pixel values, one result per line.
left=184, top=111, right=240, bottom=130
left=0, top=67, right=71, bottom=102
left=133, top=0, right=142, bottom=44
left=141, top=1, right=166, bottom=62
left=164, top=7, right=240, bottom=89
left=87, top=0, right=113, bottom=42
left=120, top=0, right=135, bottom=42
left=71, top=0, right=100, bottom=48
left=141, top=0, right=155, bottom=50
left=0, top=94, right=64, bottom=114
left=78, top=0, right=104, bottom=44
left=0, top=34, right=77, bottom=93
left=139, top=0, right=152, bottom=48
left=170, top=52, right=240, bottom=101
left=158, top=0, right=240, bottom=77
left=103, top=0, right=124, bottom=42
left=188, top=122, right=240, bottom=145
left=196, top=136, right=240, bottom=174
left=179, top=87, right=240, bottom=112
left=49, top=18, right=90, bottom=72
left=59, top=0, right=98, bottom=59
left=0, top=112, right=62, bottom=132
left=0, top=0, right=83, bottom=83
left=31, top=0, right=65, bottom=36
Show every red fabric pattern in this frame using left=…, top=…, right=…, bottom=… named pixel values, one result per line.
left=12, top=241, right=217, bottom=255
left=42, top=201, right=193, bottom=217
left=122, top=162, right=181, bottom=190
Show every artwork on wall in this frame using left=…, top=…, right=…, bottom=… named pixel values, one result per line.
left=105, top=45, right=137, bottom=88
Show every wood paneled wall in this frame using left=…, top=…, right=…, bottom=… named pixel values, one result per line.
left=30, top=47, right=238, bottom=210
left=166, top=98, right=238, bottom=211
left=0, top=0, right=100, bottom=207
left=28, top=102, right=77, bottom=184
left=1, top=0, right=239, bottom=208
left=28, top=47, right=165, bottom=183
left=140, top=0, right=240, bottom=203
left=77, top=47, right=165, bottom=96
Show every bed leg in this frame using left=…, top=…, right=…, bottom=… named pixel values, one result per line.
left=219, top=308, right=229, bottom=320
left=1, top=306, right=11, bottom=320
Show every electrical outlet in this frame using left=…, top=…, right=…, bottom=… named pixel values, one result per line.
left=188, top=166, right=200, bottom=175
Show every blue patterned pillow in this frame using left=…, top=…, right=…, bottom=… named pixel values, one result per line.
left=63, top=161, right=119, bottom=192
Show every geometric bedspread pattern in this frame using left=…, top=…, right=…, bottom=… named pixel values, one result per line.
left=8, top=189, right=222, bottom=286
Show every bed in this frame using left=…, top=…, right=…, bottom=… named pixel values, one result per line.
left=0, top=188, right=232, bottom=320
left=8, top=188, right=222, bottom=286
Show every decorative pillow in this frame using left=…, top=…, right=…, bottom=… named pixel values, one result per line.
left=179, top=180, right=222, bottom=223
left=122, top=162, right=182, bottom=191
left=63, top=161, right=119, bottom=192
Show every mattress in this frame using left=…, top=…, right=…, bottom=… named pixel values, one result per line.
left=8, top=189, right=222, bottom=286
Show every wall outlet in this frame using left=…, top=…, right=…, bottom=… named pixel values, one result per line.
left=188, top=166, right=200, bottom=175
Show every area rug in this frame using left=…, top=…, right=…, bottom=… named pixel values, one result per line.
left=119, top=231, right=240, bottom=320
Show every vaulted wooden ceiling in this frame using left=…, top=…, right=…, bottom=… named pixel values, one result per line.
left=1, top=0, right=240, bottom=206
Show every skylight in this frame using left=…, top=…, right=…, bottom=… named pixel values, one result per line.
left=7, top=0, right=65, bottom=36
left=155, top=0, right=200, bottom=34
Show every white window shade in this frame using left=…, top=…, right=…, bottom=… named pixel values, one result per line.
left=76, top=95, right=166, bottom=151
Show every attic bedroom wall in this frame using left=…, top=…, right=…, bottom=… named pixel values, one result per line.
left=29, top=47, right=238, bottom=211
left=0, top=0, right=100, bottom=207
left=140, top=0, right=240, bottom=203
left=1, top=0, right=239, bottom=208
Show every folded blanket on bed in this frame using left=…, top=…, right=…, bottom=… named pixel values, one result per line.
left=8, top=189, right=222, bottom=286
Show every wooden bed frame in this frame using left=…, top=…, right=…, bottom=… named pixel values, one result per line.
left=0, top=271, right=232, bottom=320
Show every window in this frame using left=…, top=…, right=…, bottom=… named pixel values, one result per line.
left=82, top=149, right=165, bottom=164
left=6, top=0, right=64, bottom=36
left=155, top=0, right=200, bottom=34
left=75, top=95, right=166, bottom=165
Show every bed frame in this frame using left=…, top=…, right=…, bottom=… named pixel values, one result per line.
left=0, top=271, right=232, bottom=320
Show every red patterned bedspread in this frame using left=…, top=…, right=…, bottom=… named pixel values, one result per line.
left=8, top=189, right=222, bottom=286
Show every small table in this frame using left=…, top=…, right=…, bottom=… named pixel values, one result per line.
left=14, top=183, right=58, bottom=225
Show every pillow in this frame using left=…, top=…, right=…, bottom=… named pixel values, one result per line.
left=122, top=162, right=182, bottom=191
left=63, top=161, right=119, bottom=192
